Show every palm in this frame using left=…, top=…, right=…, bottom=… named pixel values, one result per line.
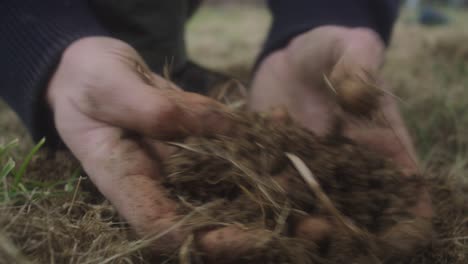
left=249, top=26, right=432, bottom=218
left=251, top=27, right=413, bottom=172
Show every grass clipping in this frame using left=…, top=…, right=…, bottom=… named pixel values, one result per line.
left=0, top=113, right=465, bottom=263
left=0, top=103, right=466, bottom=263
left=0, top=153, right=152, bottom=264
left=162, top=111, right=468, bottom=263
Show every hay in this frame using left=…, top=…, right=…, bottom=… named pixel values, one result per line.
left=162, top=112, right=442, bottom=263
left=0, top=199, right=148, bottom=264
left=0, top=152, right=153, bottom=264
left=1, top=107, right=466, bottom=264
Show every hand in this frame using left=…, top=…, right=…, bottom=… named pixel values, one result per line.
left=46, top=37, right=264, bottom=258
left=250, top=27, right=432, bottom=229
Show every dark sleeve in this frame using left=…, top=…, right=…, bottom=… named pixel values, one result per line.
left=0, top=1, right=108, bottom=146
left=258, top=0, right=401, bottom=64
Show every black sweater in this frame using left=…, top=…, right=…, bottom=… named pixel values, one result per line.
left=0, top=0, right=401, bottom=144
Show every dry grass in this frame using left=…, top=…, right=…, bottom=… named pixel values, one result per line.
left=1, top=5, right=468, bottom=264
left=162, top=112, right=465, bottom=263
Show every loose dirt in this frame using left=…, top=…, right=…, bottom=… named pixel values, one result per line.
left=162, top=112, right=432, bottom=263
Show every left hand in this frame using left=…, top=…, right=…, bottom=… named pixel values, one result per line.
left=249, top=26, right=433, bottom=236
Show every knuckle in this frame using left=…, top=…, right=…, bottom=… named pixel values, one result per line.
left=348, top=27, right=383, bottom=45
left=145, top=98, right=182, bottom=135
left=61, top=37, right=136, bottom=84
left=58, top=37, right=139, bottom=115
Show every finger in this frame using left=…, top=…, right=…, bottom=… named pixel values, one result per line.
left=284, top=26, right=383, bottom=82
left=138, top=217, right=277, bottom=261
left=150, top=72, right=183, bottom=91
left=285, top=26, right=353, bottom=84
left=329, top=28, right=384, bottom=80
left=79, top=70, right=234, bottom=140
left=197, top=226, right=272, bottom=262
left=293, top=216, right=332, bottom=241
left=378, top=218, right=432, bottom=257
left=142, top=138, right=178, bottom=160
left=328, top=29, right=385, bottom=116
left=331, top=68, right=382, bottom=116
left=344, top=95, right=420, bottom=176
left=267, top=106, right=293, bottom=124
left=345, top=126, right=419, bottom=175
left=55, top=113, right=182, bottom=245
left=271, top=172, right=332, bottom=243
left=408, top=187, right=433, bottom=218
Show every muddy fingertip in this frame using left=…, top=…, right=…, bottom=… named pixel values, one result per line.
left=327, top=69, right=382, bottom=117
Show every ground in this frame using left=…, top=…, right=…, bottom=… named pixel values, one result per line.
left=1, top=4, right=467, bottom=264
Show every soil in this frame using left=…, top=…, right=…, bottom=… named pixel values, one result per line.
left=162, top=112, right=432, bottom=263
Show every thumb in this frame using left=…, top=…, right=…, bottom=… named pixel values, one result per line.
left=80, top=69, right=234, bottom=140
left=328, top=28, right=385, bottom=116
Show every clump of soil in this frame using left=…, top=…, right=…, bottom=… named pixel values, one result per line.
left=163, top=112, right=432, bottom=263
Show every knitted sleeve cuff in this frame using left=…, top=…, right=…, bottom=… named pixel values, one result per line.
left=257, top=0, right=401, bottom=65
left=0, top=1, right=108, bottom=146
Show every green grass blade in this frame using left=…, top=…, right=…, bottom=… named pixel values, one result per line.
left=1, top=158, right=16, bottom=180
left=0, top=139, right=19, bottom=158
left=14, top=138, right=46, bottom=186
left=1, top=158, right=15, bottom=202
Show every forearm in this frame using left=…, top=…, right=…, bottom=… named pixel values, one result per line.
left=0, top=0, right=107, bottom=145
left=258, top=0, right=401, bottom=64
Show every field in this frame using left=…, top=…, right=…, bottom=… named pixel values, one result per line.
left=1, top=4, right=468, bottom=263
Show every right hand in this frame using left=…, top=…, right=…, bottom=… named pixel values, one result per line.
left=46, top=37, right=251, bottom=256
